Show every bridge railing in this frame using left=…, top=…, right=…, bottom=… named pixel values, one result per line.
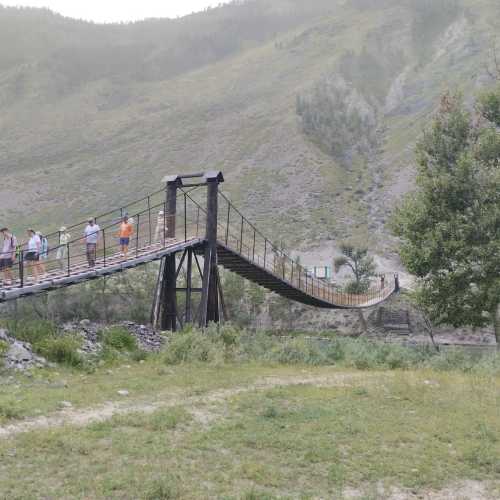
left=216, top=191, right=395, bottom=307
left=2, top=190, right=207, bottom=290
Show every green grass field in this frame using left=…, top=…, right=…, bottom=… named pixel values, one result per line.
left=1, top=355, right=499, bottom=499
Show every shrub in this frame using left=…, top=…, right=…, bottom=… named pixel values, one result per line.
left=38, top=336, right=84, bottom=367
left=145, top=476, right=181, bottom=500
left=268, top=338, right=331, bottom=366
left=0, top=401, right=23, bottom=421
left=161, top=325, right=499, bottom=373
left=101, top=327, right=137, bottom=352
left=164, top=329, right=222, bottom=365
left=0, top=340, right=9, bottom=356
left=6, top=320, right=58, bottom=346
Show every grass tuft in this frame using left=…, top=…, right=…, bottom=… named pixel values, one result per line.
left=145, top=476, right=181, bottom=500
left=101, top=327, right=137, bottom=352
left=38, top=337, right=84, bottom=367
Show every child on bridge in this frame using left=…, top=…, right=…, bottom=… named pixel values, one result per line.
left=118, top=215, right=133, bottom=258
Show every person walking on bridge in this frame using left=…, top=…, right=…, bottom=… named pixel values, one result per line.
left=25, top=229, right=42, bottom=283
left=154, top=210, right=166, bottom=243
left=0, top=228, right=17, bottom=286
left=84, top=218, right=100, bottom=268
left=118, top=215, right=133, bottom=259
left=56, top=226, right=71, bottom=270
left=36, top=231, right=49, bottom=277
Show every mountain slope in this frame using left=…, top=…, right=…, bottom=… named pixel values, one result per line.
left=0, top=0, right=498, bottom=253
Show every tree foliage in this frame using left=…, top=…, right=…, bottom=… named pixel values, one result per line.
left=334, top=243, right=376, bottom=294
left=393, top=89, right=500, bottom=343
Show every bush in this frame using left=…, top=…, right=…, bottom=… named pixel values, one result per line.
left=422, top=348, right=500, bottom=374
left=145, top=476, right=181, bottom=500
left=38, top=336, right=84, bottom=367
left=101, top=327, right=137, bottom=352
left=5, top=320, right=58, bottom=346
left=267, top=337, right=343, bottom=366
left=161, top=325, right=500, bottom=373
left=0, top=340, right=9, bottom=356
left=164, top=329, right=222, bottom=365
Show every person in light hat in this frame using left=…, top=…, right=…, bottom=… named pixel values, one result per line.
left=154, top=210, right=167, bottom=243
left=36, top=231, right=49, bottom=277
left=56, top=226, right=71, bottom=270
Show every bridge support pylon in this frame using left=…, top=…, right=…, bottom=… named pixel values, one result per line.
left=151, top=171, right=226, bottom=331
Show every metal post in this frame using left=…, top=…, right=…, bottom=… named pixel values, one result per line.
left=102, top=229, right=106, bottom=267
left=19, top=251, right=24, bottom=288
left=67, top=244, right=70, bottom=277
left=252, top=230, right=256, bottom=262
left=184, top=193, right=187, bottom=241
left=136, top=214, right=140, bottom=257
left=239, top=215, right=244, bottom=254
left=264, top=240, right=267, bottom=268
left=185, top=248, right=193, bottom=323
left=225, top=203, right=230, bottom=245
left=147, top=196, right=152, bottom=245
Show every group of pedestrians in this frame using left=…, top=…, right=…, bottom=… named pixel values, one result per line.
left=1, top=210, right=169, bottom=287
left=0, top=227, right=51, bottom=285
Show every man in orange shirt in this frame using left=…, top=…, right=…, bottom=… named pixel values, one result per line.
left=119, top=215, right=133, bottom=258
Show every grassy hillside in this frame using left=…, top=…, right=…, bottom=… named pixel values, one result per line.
left=0, top=0, right=498, bottom=251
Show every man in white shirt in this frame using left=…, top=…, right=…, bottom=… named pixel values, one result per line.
left=84, top=218, right=100, bottom=268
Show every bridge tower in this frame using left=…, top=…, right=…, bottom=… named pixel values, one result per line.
left=152, top=171, right=226, bottom=331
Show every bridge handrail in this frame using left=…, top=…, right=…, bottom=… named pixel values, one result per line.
left=216, top=190, right=396, bottom=307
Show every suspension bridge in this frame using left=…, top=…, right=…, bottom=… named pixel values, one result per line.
left=0, top=172, right=399, bottom=330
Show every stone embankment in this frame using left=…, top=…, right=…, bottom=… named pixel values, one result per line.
left=1, top=321, right=166, bottom=371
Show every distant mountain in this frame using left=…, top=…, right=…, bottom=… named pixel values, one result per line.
left=0, top=0, right=498, bottom=253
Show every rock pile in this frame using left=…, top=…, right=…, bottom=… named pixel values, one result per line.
left=119, top=321, right=165, bottom=352
left=61, top=320, right=101, bottom=355
left=0, top=328, right=46, bottom=371
left=61, top=320, right=165, bottom=353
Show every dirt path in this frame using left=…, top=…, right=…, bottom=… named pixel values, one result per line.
left=0, top=372, right=364, bottom=438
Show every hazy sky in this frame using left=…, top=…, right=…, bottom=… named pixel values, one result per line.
left=1, top=1, right=228, bottom=23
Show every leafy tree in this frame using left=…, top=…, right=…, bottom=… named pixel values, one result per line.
left=393, top=90, right=500, bottom=344
left=334, top=243, right=376, bottom=294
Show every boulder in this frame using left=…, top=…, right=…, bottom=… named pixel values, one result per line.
left=4, top=340, right=46, bottom=371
